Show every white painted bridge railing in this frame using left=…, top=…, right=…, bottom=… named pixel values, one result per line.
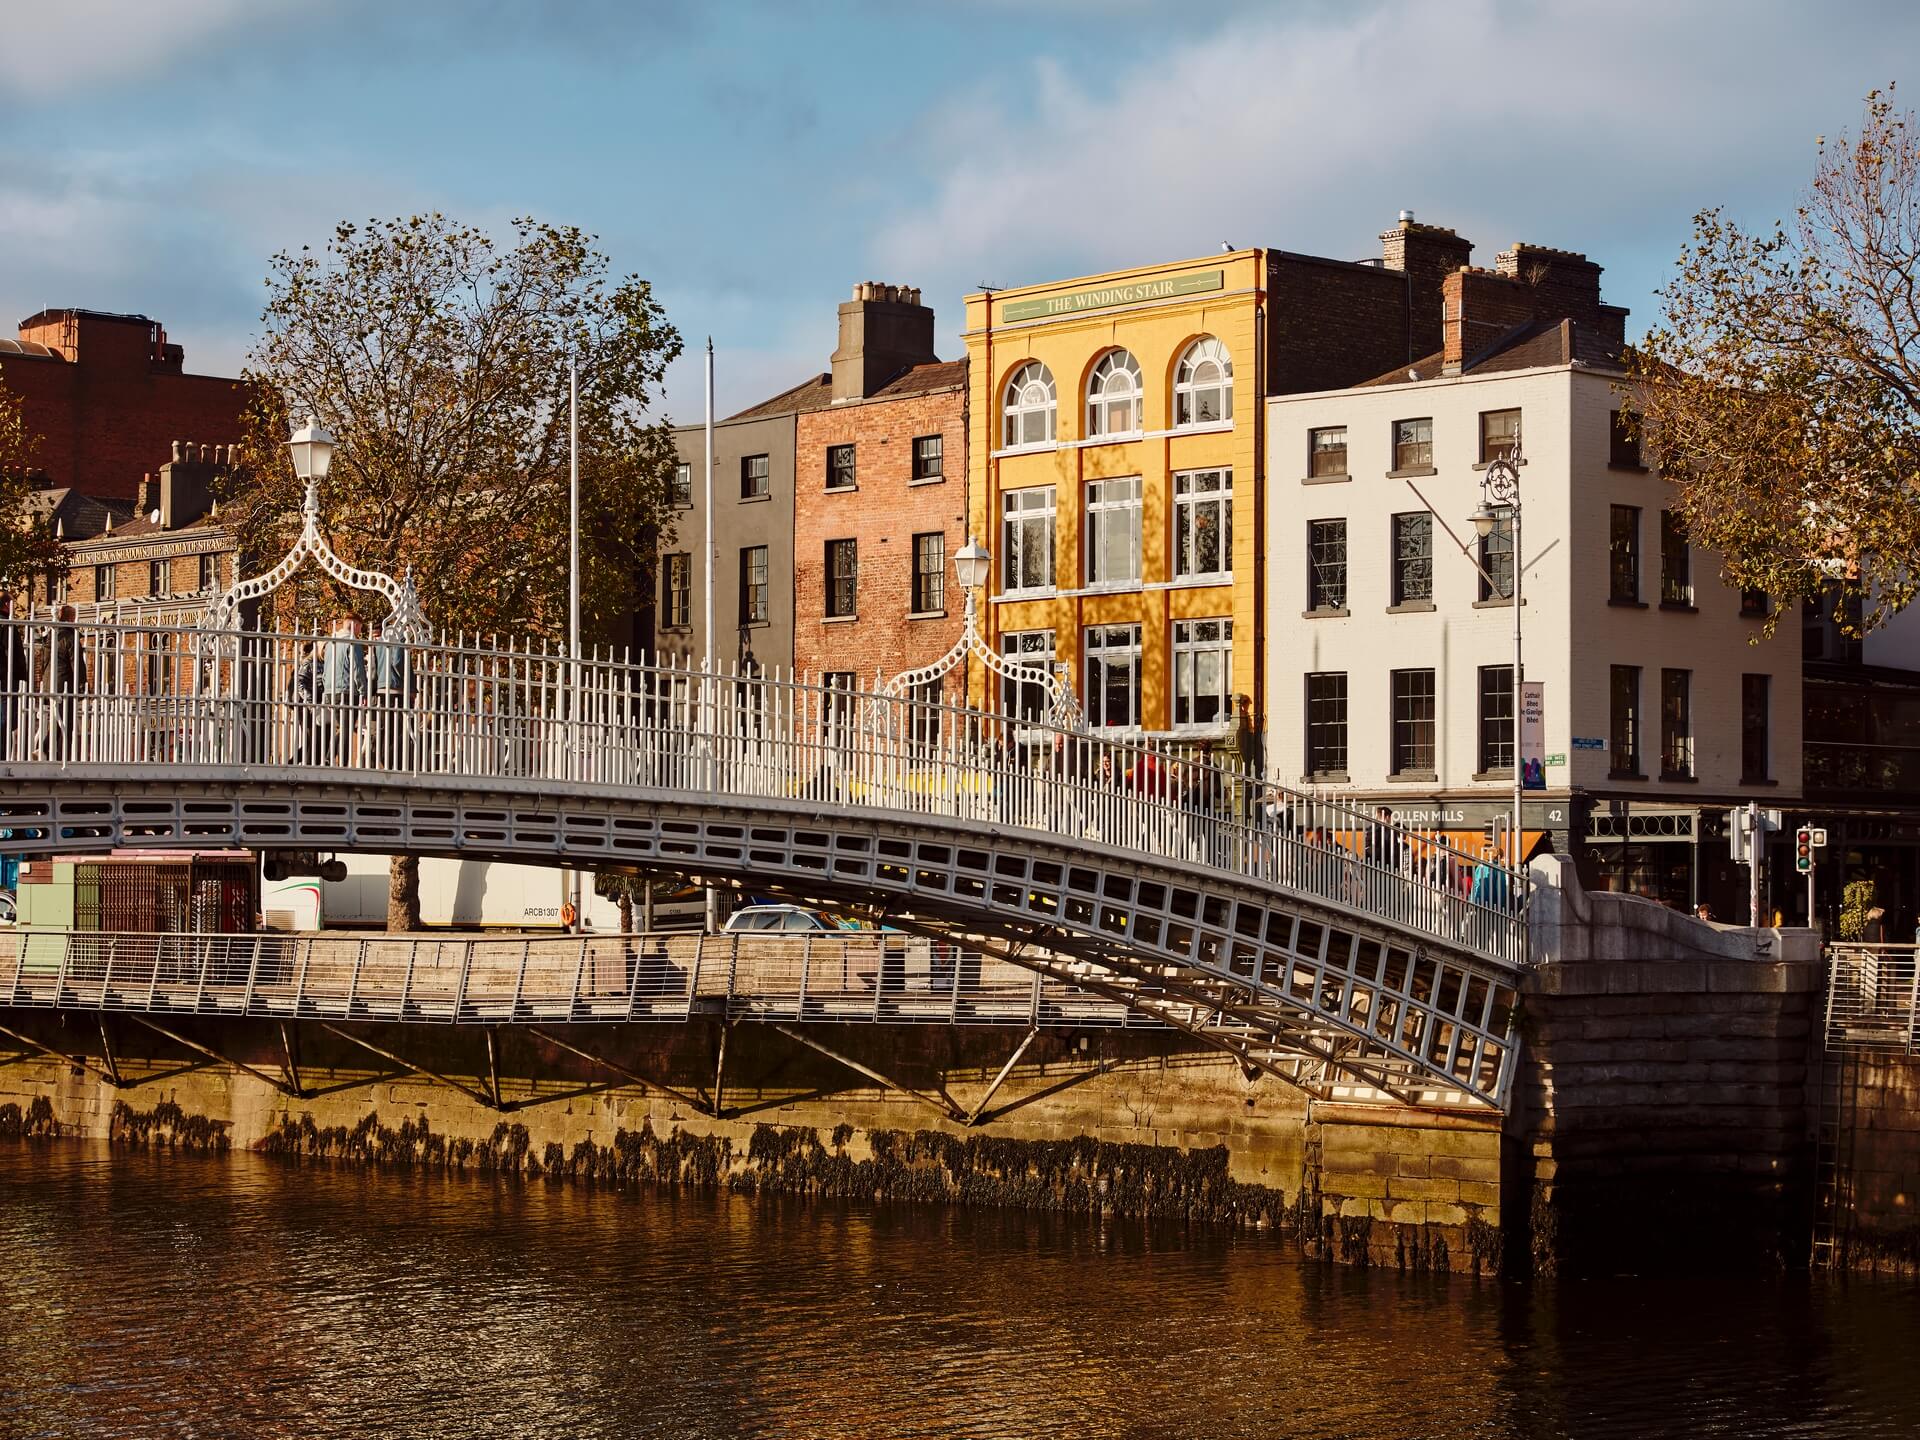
left=0, top=929, right=1162, bottom=1030
left=1826, top=944, right=1920, bottom=1054
left=0, top=619, right=1529, bottom=967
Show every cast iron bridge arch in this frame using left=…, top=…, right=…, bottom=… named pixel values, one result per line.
left=0, top=618, right=1528, bottom=1110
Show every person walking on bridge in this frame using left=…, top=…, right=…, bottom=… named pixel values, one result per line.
left=319, top=616, right=368, bottom=766
left=32, top=604, right=88, bottom=763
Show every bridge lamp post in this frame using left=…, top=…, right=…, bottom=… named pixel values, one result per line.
left=1468, top=452, right=1523, bottom=866
left=951, top=537, right=991, bottom=713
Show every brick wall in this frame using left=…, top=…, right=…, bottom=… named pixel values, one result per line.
left=0, top=312, right=245, bottom=502
left=793, top=386, right=967, bottom=687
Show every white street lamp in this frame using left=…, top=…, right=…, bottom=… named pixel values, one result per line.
left=287, top=418, right=336, bottom=484
left=951, top=536, right=991, bottom=595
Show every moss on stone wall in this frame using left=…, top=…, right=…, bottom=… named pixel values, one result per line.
left=0, top=1097, right=58, bottom=1139
left=110, top=1101, right=231, bottom=1153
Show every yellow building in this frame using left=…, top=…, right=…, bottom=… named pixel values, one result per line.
left=963, top=218, right=1478, bottom=743
left=964, top=251, right=1264, bottom=740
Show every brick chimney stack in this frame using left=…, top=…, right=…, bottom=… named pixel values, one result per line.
left=831, top=282, right=937, bottom=403
left=1441, top=242, right=1629, bottom=373
left=1379, top=212, right=1474, bottom=362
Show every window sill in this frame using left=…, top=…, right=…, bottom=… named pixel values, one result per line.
left=992, top=442, right=1060, bottom=460
left=1607, top=597, right=1648, bottom=609
left=1386, top=601, right=1436, bottom=614
left=671, top=501, right=694, bottom=511
left=1472, top=597, right=1516, bottom=609
left=740, top=620, right=769, bottom=630
left=1302, top=772, right=1351, bottom=785
left=1658, top=600, right=1698, bottom=613
left=1160, top=574, right=1232, bottom=590
left=1739, top=610, right=1772, bottom=621
left=1085, top=582, right=1144, bottom=596
left=994, top=591, right=1056, bottom=603
left=1657, top=771, right=1698, bottom=785
left=1386, top=466, right=1437, bottom=480
left=1740, top=776, right=1779, bottom=787
left=739, top=493, right=772, bottom=505
left=657, top=625, right=691, bottom=634
left=824, top=484, right=858, bottom=495
left=1608, top=770, right=1648, bottom=782
left=1387, top=771, right=1439, bottom=784
left=1171, top=420, right=1233, bottom=437
left=908, top=610, right=948, bottom=621
left=1301, top=607, right=1350, bottom=619
left=1472, top=458, right=1526, bottom=471
left=1472, top=769, right=1514, bottom=782
left=1607, top=461, right=1650, bottom=473
left=1301, top=472, right=1351, bottom=485
left=908, top=475, right=945, bottom=487
left=822, top=614, right=859, bottom=624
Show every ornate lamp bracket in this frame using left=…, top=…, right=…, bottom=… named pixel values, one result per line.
left=879, top=588, right=1084, bottom=733
left=198, top=479, right=429, bottom=644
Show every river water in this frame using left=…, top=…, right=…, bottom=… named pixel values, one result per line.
left=1, top=1144, right=1916, bottom=1439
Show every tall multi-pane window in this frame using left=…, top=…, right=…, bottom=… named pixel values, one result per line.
left=741, top=453, right=770, bottom=500
left=149, top=560, right=169, bottom=598
left=1085, top=350, right=1144, bottom=437
left=1609, top=505, right=1640, bottom=602
left=1479, top=408, right=1521, bottom=463
left=912, top=435, right=943, bottom=480
left=1000, top=630, right=1055, bottom=720
left=1478, top=665, right=1515, bottom=773
left=826, top=444, right=857, bottom=491
left=1610, top=665, right=1641, bottom=775
left=1172, top=618, right=1232, bottom=729
left=1609, top=410, right=1642, bottom=467
left=1001, top=486, right=1056, bottom=594
left=198, top=554, right=219, bottom=591
left=1477, top=511, right=1514, bottom=601
left=1661, top=668, right=1692, bottom=777
left=824, top=539, right=857, bottom=618
left=1660, top=509, right=1692, bottom=605
left=94, top=564, right=114, bottom=601
left=1391, top=512, right=1433, bottom=605
left=1085, top=476, right=1142, bottom=587
left=663, top=552, right=691, bottom=628
left=1173, top=469, right=1231, bottom=580
left=1392, top=668, right=1437, bottom=775
left=1742, top=673, right=1770, bottom=782
left=1083, top=624, right=1142, bottom=729
left=739, top=545, right=769, bottom=625
left=1393, top=417, right=1433, bottom=471
left=1307, top=519, right=1348, bottom=611
left=1309, top=427, right=1348, bottom=477
left=1003, top=362, right=1057, bottom=447
left=1174, top=337, right=1233, bottom=426
left=672, top=462, right=693, bottom=505
left=911, top=532, right=945, bottom=613
left=1305, top=673, right=1349, bottom=778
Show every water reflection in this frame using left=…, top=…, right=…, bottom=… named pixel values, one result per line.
left=0, top=1143, right=1914, bottom=1439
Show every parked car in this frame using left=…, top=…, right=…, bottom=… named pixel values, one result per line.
left=722, top=904, right=851, bottom=934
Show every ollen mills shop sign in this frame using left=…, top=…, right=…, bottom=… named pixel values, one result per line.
left=1002, top=270, right=1225, bottom=321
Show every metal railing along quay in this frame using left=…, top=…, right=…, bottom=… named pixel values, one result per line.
left=0, top=618, right=1530, bottom=967
left=1825, top=944, right=1920, bottom=1054
left=0, top=929, right=1165, bottom=1031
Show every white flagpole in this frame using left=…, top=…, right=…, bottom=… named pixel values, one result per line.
left=703, top=337, right=718, bottom=932
left=568, top=358, right=583, bottom=932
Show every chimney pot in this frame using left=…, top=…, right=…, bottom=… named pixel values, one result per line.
left=171, top=440, right=183, bottom=463
left=1400, top=208, right=1415, bottom=223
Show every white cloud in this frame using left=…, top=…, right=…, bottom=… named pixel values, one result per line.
left=874, top=0, right=1912, bottom=310
left=0, top=0, right=304, bottom=98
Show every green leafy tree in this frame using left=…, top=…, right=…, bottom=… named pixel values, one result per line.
left=226, top=214, right=685, bottom=928
left=1629, top=87, right=1920, bottom=635
left=0, top=371, right=61, bottom=596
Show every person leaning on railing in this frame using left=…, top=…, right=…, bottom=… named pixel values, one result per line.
left=0, top=597, right=24, bottom=763
left=32, top=604, right=87, bottom=763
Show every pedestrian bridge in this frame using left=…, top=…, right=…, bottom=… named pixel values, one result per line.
left=0, top=617, right=1528, bottom=1110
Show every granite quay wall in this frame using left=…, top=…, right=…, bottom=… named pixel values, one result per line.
left=1514, top=856, right=1822, bottom=1276
left=0, top=1009, right=1518, bottom=1271
left=1826, top=1049, right=1920, bottom=1275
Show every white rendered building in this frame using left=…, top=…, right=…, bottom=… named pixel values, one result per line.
left=1264, top=248, right=1802, bottom=909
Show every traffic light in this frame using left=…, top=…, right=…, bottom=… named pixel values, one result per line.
left=1795, top=828, right=1815, bottom=874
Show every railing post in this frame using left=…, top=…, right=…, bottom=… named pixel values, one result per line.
left=53, top=932, right=72, bottom=1006
left=453, top=939, right=476, bottom=1024
left=100, top=935, right=116, bottom=1009
left=1907, top=948, right=1920, bottom=1058
left=398, top=938, right=419, bottom=1020
left=796, top=935, right=811, bottom=1020
left=192, top=935, right=213, bottom=1013
left=625, top=933, right=647, bottom=1021
left=510, top=938, right=530, bottom=1020
left=1030, top=966, right=1042, bottom=1027
left=950, top=939, right=963, bottom=1021
left=568, top=936, right=588, bottom=1020
left=240, top=935, right=264, bottom=1017
left=344, top=939, right=367, bottom=1019
left=292, top=939, right=312, bottom=1017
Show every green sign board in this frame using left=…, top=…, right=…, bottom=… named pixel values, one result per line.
left=1002, top=269, right=1224, bottom=322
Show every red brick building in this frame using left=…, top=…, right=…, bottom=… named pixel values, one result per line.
left=0, top=309, right=245, bottom=502
left=787, top=284, right=968, bottom=691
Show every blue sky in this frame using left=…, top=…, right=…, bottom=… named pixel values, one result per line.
left=0, top=0, right=1912, bottom=420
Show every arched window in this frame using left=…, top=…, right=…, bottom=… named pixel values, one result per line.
left=1174, top=337, right=1233, bottom=427
left=1085, top=350, right=1143, bottom=438
left=1003, top=362, right=1057, bottom=448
